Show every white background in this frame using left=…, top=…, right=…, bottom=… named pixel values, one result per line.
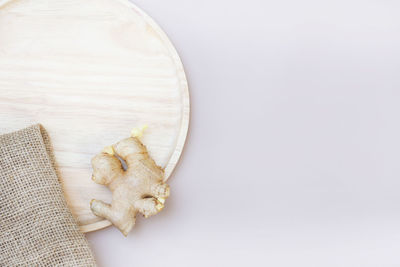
left=87, top=0, right=400, bottom=266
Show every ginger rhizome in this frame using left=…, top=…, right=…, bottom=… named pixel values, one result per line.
left=90, top=127, right=169, bottom=236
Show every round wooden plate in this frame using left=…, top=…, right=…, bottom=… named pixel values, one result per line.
left=0, top=0, right=189, bottom=232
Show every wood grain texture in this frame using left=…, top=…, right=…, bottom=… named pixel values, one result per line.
left=0, top=0, right=189, bottom=232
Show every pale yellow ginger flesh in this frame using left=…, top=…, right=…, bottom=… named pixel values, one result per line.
left=90, top=127, right=169, bottom=236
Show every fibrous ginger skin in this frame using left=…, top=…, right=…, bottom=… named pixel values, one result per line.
left=90, top=134, right=169, bottom=236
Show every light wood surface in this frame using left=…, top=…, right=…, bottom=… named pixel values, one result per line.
left=0, top=0, right=189, bottom=233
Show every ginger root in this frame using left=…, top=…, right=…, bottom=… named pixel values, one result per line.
left=90, top=127, right=169, bottom=236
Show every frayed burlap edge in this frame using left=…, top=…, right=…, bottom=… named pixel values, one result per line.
left=0, top=124, right=97, bottom=266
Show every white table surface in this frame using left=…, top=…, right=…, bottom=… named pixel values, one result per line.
left=87, top=1, right=400, bottom=266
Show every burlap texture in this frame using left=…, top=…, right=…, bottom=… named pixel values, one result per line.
left=0, top=125, right=97, bottom=266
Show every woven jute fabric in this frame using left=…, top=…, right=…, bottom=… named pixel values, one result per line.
left=0, top=125, right=97, bottom=266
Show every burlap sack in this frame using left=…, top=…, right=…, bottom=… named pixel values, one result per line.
left=0, top=125, right=97, bottom=266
